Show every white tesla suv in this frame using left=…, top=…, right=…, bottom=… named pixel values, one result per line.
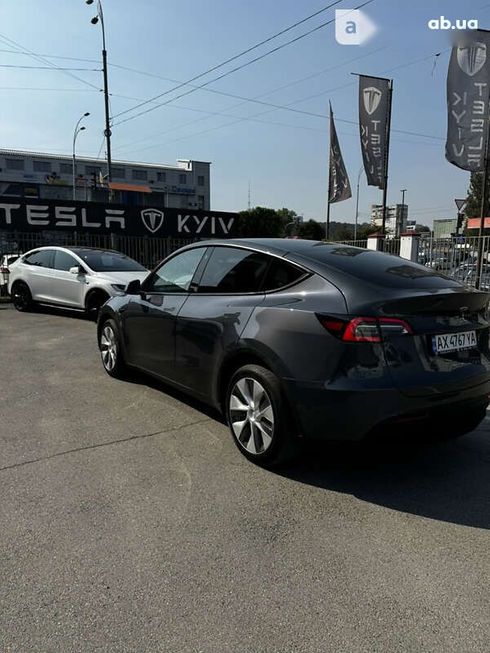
left=8, top=246, right=149, bottom=316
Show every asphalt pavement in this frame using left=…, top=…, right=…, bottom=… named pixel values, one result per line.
left=1, top=303, right=490, bottom=652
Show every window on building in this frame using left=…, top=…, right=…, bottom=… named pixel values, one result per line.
left=6, top=158, right=24, bottom=171
left=179, top=173, right=187, bottom=184
left=85, top=165, right=102, bottom=176
left=197, top=175, right=205, bottom=186
left=157, top=171, right=166, bottom=182
left=132, top=169, right=148, bottom=181
left=33, top=160, right=52, bottom=173
left=112, top=167, right=126, bottom=179
left=198, top=195, right=205, bottom=209
left=60, top=163, right=73, bottom=174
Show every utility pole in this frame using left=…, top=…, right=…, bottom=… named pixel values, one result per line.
left=86, top=0, right=112, bottom=188
left=381, top=80, right=393, bottom=238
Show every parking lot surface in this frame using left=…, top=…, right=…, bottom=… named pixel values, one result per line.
left=1, top=304, right=490, bottom=652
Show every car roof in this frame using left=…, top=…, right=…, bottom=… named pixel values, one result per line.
left=191, top=238, right=356, bottom=257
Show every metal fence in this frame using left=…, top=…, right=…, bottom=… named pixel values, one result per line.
left=0, top=230, right=196, bottom=269
left=332, top=234, right=490, bottom=291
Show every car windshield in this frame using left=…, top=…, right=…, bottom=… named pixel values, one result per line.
left=74, top=250, right=146, bottom=272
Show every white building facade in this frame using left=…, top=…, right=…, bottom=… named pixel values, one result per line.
left=0, top=149, right=211, bottom=210
left=371, top=203, right=408, bottom=237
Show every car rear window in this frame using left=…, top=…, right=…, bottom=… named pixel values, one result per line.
left=300, top=244, right=463, bottom=289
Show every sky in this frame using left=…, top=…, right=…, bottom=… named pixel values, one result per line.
left=1, top=0, right=489, bottom=226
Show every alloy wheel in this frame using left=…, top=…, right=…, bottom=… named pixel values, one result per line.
left=13, top=285, right=28, bottom=310
left=229, top=377, right=275, bottom=455
left=100, top=324, right=118, bottom=372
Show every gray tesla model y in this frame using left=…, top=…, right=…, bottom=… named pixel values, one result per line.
left=97, top=239, right=490, bottom=466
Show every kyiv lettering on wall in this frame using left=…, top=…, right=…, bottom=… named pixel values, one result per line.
left=0, top=200, right=238, bottom=238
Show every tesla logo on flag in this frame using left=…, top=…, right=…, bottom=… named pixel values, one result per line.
left=363, top=87, right=382, bottom=115
left=457, top=42, right=486, bottom=76
left=141, top=208, right=164, bottom=233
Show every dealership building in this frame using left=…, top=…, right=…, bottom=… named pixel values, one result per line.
left=0, top=149, right=211, bottom=210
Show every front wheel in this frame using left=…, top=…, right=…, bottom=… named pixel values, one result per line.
left=225, top=364, right=299, bottom=467
left=98, top=318, right=127, bottom=378
left=11, top=282, right=34, bottom=312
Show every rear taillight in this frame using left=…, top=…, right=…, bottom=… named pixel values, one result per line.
left=317, top=315, right=412, bottom=343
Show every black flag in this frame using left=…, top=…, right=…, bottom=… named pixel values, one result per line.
left=359, top=75, right=390, bottom=189
left=446, top=30, right=490, bottom=171
left=328, top=104, right=352, bottom=203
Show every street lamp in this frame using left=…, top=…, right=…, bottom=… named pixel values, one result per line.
left=354, top=166, right=363, bottom=241
left=400, top=188, right=407, bottom=236
left=73, top=112, right=90, bottom=201
left=86, top=0, right=112, bottom=186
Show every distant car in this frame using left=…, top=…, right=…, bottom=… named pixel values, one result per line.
left=97, top=238, right=490, bottom=467
left=0, top=253, right=20, bottom=294
left=8, top=246, right=149, bottom=317
left=426, top=257, right=453, bottom=271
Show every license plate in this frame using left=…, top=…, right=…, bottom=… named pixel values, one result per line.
left=432, top=330, right=477, bottom=354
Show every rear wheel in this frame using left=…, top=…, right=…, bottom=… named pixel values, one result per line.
left=98, top=318, right=127, bottom=378
left=438, top=409, right=487, bottom=441
left=11, top=281, right=34, bottom=312
left=225, top=364, right=299, bottom=467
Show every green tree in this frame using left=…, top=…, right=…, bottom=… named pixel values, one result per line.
left=356, top=223, right=379, bottom=239
left=415, top=224, right=430, bottom=233
left=466, top=172, right=484, bottom=218
left=297, top=219, right=325, bottom=240
left=236, top=207, right=288, bottom=238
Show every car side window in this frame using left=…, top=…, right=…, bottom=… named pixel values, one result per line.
left=23, top=250, right=53, bottom=268
left=53, top=250, right=78, bottom=272
left=146, top=248, right=206, bottom=293
left=262, top=259, right=308, bottom=291
left=197, top=247, right=270, bottom=294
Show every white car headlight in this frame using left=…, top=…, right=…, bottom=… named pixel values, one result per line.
left=111, top=284, right=126, bottom=292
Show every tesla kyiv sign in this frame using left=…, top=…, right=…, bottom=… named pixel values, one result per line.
left=0, top=200, right=238, bottom=238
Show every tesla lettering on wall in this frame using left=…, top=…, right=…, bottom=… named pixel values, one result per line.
left=0, top=200, right=238, bottom=238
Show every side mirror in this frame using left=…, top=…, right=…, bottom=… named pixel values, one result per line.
left=126, top=279, right=141, bottom=295
left=69, top=265, right=86, bottom=276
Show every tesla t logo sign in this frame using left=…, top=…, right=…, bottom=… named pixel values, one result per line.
left=141, top=208, right=164, bottom=234
left=363, top=86, right=382, bottom=115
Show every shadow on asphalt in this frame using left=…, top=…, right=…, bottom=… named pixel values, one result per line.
left=9, top=301, right=490, bottom=530
left=276, top=430, right=490, bottom=529
left=124, top=364, right=490, bottom=530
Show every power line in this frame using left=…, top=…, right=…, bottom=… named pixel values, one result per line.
left=112, top=1, right=378, bottom=126
left=0, top=33, right=101, bottom=91
left=111, top=0, right=349, bottom=123
left=115, top=44, right=447, bottom=156
left=114, top=1, right=376, bottom=127
left=0, top=64, right=100, bottom=71
left=114, top=45, right=386, bottom=153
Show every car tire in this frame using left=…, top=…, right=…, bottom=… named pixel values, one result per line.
left=86, top=290, right=110, bottom=321
left=225, top=364, right=300, bottom=467
left=11, top=281, right=34, bottom=312
left=437, top=409, right=487, bottom=441
left=98, top=318, right=128, bottom=379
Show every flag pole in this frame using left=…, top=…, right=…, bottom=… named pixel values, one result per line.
left=326, top=199, right=331, bottom=240
left=476, top=110, right=490, bottom=290
left=381, top=79, right=393, bottom=238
